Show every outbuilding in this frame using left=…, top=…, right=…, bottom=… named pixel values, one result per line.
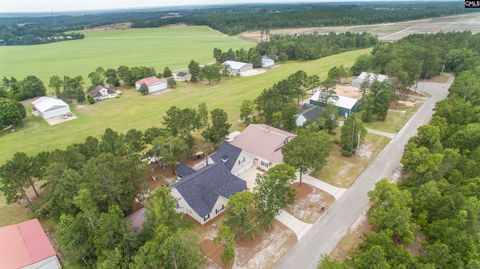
left=352, top=72, right=390, bottom=88
left=223, top=60, right=253, bottom=75
left=135, top=76, right=168, bottom=94
left=32, top=96, right=71, bottom=120
left=310, top=91, right=360, bottom=117
left=261, top=56, right=275, bottom=68
left=295, top=103, right=324, bottom=127
left=174, top=72, right=192, bottom=82
left=0, top=219, right=61, bottom=269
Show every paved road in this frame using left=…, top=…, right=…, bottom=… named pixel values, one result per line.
left=275, top=77, right=452, bottom=269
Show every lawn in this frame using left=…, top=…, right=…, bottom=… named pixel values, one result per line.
left=363, top=105, right=419, bottom=133
left=313, top=133, right=391, bottom=188
left=0, top=26, right=253, bottom=84
left=0, top=48, right=371, bottom=165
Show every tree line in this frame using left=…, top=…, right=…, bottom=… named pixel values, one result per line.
left=319, top=32, right=480, bottom=269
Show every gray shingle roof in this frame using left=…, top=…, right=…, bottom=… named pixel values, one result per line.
left=210, top=142, right=242, bottom=171
left=172, top=163, right=246, bottom=217
left=298, top=103, right=324, bottom=122
left=175, top=163, right=196, bottom=178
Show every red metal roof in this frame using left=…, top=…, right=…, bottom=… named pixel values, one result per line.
left=0, top=219, right=57, bottom=269
left=135, top=76, right=166, bottom=87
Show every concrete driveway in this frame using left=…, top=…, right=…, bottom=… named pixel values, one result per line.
left=275, top=76, right=453, bottom=269
left=276, top=210, right=312, bottom=240
left=238, top=167, right=264, bottom=190
left=295, top=173, right=347, bottom=200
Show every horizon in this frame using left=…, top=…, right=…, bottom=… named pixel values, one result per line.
left=0, top=0, right=455, bottom=14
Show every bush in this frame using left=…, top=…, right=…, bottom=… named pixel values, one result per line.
left=167, top=78, right=177, bottom=89
left=87, top=95, right=95, bottom=104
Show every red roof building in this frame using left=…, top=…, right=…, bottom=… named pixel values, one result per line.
left=0, top=219, right=61, bottom=269
left=135, top=76, right=168, bottom=94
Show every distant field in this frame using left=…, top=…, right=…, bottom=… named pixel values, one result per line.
left=0, top=26, right=254, bottom=83
left=239, top=13, right=480, bottom=42
left=0, top=48, right=371, bottom=164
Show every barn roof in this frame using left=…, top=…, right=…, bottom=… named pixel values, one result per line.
left=0, top=219, right=57, bottom=269
left=31, top=96, right=69, bottom=113
left=223, top=60, right=250, bottom=70
left=135, top=76, right=166, bottom=86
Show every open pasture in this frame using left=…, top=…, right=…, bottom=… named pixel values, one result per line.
left=0, top=48, right=371, bottom=164
left=0, top=26, right=254, bottom=83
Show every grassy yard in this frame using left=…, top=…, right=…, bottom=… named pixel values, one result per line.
left=0, top=48, right=371, bottom=165
left=313, top=133, right=391, bottom=188
left=0, top=26, right=253, bottom=83
left=363, top=105, right=419, bottom=133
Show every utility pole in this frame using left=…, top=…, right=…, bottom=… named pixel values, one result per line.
left=440, top=64, right=445, bottom=76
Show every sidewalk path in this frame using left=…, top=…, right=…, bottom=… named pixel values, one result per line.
left=295, top=173, right=347, bottom=200
left=276, top=210, right=313, bottom=240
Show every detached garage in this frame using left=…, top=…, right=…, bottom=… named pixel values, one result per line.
left=223, top=60, right=253, bottom=75
left=32, top=96, right=71, bottom=120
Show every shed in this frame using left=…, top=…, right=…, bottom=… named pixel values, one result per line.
left=135, top=76, right=168, bottom=94
left=352, top=72, right=390, bottom=88
left=31, top=96, right=71, bottom=119
left=174, top=72, right=192, bottom=81
left=223, top=60, right=253, bottom=75
left=0, top=219, right=61, bottom=269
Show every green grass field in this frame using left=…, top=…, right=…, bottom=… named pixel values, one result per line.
left=0, top=48, right=371, bottom=164
left=0, top=26, right=253, bottom=83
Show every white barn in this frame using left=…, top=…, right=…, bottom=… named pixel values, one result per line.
left=135, top=77, right=168, bottom=94
left=32, top=97, right=71, bottom=120
left=223, top=60, right=253, bottom=75
left=352, top=72, right=390, bottom=88
left=261, top=56, right=275, bottom=68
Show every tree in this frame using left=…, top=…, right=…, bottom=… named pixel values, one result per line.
left=152, top=136, right=189, bottom=174
left=197, top=103, right=209, bottom=129
left=75, top=88, right=86, bottom=103
left=340, top=114, right=367, bottom=156
left=138, top=83, right=149, bottom=95
left=49, top=75, right=63, bottom=95
left=202, top=108, right=231, bottom=146
left=240, top=100, right=254, bottom=123
left=87, top=95, right=95, bottom=104
left=144, top=187, right=185, bottom=232
left=162, top=106, right=200, bottom=142
left=213, top=48, right=224, bottom=63
left=318, top=79, right=337, bottom=104
left=117, top=66, right=132, bottom=85
left=105, top=68, right=120, bottom=87
left=200, top=63, right=223, bottom=84
left=188, top=60, right=201, bottom=83
left=225, top=191, right=259, bottom=238
left=368, top=180, right=414, bottom=243
left=214, top=224, right=235, bottom=265
left=167, top=78, right=176, bottom=89
left=57, top=213, right=96, bottom=266
left=88, top=67, right=105, bottom=87
left=283, top=131, right=333, bottom=184
left=160, top=230, right=205, bottom=269
left=130, top=225, right=169, bottom=269
left=254, top=164, right=297, bottom=228
left=322, top=104, right=339, bottom=133
left=163, top=67, right=173, bottom=78
left=0, top=98, right=24, bottom=127
left=0, top=152, right=39, bottom=206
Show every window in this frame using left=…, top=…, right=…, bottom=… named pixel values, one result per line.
left=238, top=157, right=246, bottom=165
left=261, top=161, right=269, bottom=167
left=204, top=214, right=210, bottom=221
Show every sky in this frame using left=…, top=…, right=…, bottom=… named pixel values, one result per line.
left=0, top=0, right=418, bottom=13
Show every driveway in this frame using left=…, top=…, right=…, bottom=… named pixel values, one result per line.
left=275, top=76, right=453, bottom=269
left=295, top=173, right=347, bottom=200
left=238, top=166, right=264, bottom=190
left=276, top=210, right=312, bottom=240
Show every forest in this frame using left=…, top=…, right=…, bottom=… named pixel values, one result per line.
left=0, top=2, right=472, bottom=45
left=319, top=32, right=480, bottom=269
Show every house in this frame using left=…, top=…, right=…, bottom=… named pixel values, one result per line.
left=89, top=85, right=121, bottom=101
left=175, top=163, right=196, bottom=179
left=0, top=219, right=61, bottom=269
left=352, top=72, right=390, bottom=88
left=135, top=76, right=168, bottom=94
left=172, top=143, right=247, bottom=224
left=230, top=124, right=296, bottom=169
left=223, top=60, right=253, bottom=75
left=310, top=91, right=360, bottom=117
left=261, top=56, right=275, bottom=68
left=174, top=72, right=192, bottom=82
left=296, top=103, right=324, bottom=127
left=32, top=96, right=71, bottom=120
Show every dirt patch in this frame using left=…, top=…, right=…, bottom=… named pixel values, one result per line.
left=285, top=183, right=335, bottom=223
left=145, top=164, right=176, bottom=190
left=234, top=220, right=296, bottom=269
left=335, top=84, right=362, bottom=98
left=398, top=100, right=417, bottom=107
left=89, top=22, right=132, bottom=31
left=356, top=143, right=373, bottom=160
left=422, top=74, right=449, bottom=83
left=201, top=239, right=233, bottom=269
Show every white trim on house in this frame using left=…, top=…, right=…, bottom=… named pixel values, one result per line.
left=171, top=188, right=228, bottom=225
